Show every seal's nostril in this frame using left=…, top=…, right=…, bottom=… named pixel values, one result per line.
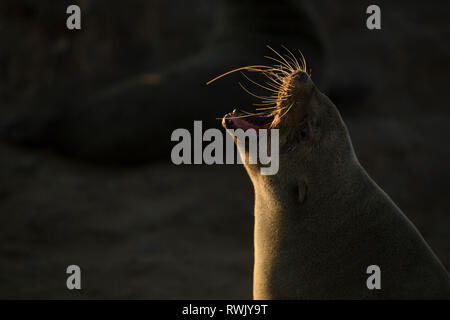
left=292, top=71, right=309, bottom=85
left=298, top=72, right=309, bottom=83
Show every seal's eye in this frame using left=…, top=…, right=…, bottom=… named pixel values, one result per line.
left=283, top=121, right=310, bottom=153
left=299, top=122, right=309, bottom=140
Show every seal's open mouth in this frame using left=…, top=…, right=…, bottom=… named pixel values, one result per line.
left=209, top=46, right=310, bottom=133
left=222, top=109, right=275, bottom=130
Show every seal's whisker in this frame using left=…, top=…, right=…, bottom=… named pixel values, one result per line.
left=241, top=110, right=272, bottom=116
left=261, top=70, right=284, bottom=83
left=281, top=45, right=301, bottom=71
left=255, top=106, right=278, bottom=110
left=240, top=72, right=280, bottom=94
left=259, top=100, right=279, bottom=104
left=284, top=55, right=300, bottom=71
left=206, top=65, right=274, bottom=85
left=266, top=45, right=294, bottom=71
left=263, top=56, right=292, bottom=73
left=254, top=98, right=280, bottom=105
left=264, top=81, right=282, bottom=91
left=225, top=111, right=273, bottom=120
left=262, top=66, right=288, bottom=75
left=256, top=93, right=290, bottom=107
left=279, top=102, right=295, bottom=120
left=254, top=102, right=277, bottom=107
left=261, top=94, right=285, bottom=102
left=262, top=72, right=286, bottom=88
left=262, top=73, right=284, bottom=87
left=238, top=82, right=277, bottom=101
left=257, top=93, right=280, bottom=102
left=297, top=49, right=307, bottom=72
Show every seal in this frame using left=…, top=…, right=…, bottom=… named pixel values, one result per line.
left=218, top=50, right=450, bottom=299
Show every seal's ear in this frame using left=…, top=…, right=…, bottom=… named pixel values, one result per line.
left=297, top=180, right=307, bottom=203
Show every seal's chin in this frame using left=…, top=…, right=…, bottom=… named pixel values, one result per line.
left=222, top=109, right=275, bottom=131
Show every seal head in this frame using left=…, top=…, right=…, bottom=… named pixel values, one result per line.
left=222, top=68, right=356, bottom=200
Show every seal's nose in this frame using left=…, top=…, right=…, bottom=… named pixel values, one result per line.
left=293, top=71, right=309, bottom=83
left=288, top=71, right=314, bottom=97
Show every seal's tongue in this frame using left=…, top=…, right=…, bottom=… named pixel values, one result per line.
left=232, top=117, right=270, bottom=130
left=225, top=109, right=274, bottom=130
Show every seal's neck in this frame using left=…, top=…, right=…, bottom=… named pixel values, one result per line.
left=251, top=159, right=378, bottom=299
left=253, top=158, right=368, bottom=219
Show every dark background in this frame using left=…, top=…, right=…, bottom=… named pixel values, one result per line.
left=0, top=0, right=449, bottom=298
